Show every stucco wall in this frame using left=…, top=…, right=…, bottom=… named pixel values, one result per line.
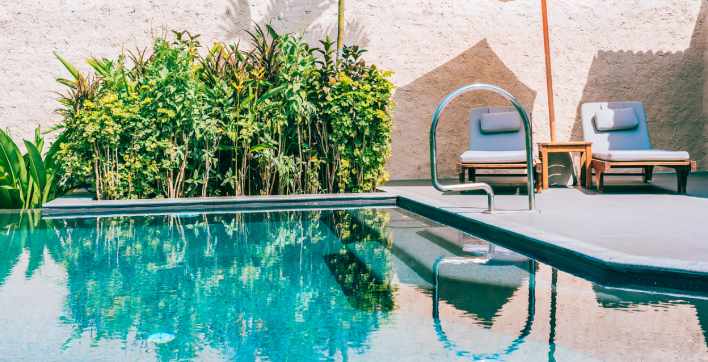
left=1, top=0, right=706, bottom=179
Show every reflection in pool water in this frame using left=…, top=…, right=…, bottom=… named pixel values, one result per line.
left=0, top=208, right=706, bottom=361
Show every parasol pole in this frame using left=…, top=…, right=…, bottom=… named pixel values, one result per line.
left=336, top=0, right=344, bottom=60
left=541, top=0, right=556, bottom=142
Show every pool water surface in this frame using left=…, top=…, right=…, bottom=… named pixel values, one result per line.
left=0, top=208, right=707, bottom=361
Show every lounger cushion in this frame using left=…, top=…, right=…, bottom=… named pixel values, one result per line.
left=593, top=149, right=690, bottom=162
left=594, top=107, right=640, bottom=131
left=480, top=112, right=522, bottom=134
left=460, top=150, right=527, bottom=163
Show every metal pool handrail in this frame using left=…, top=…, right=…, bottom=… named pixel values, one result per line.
left=429, top=84, right=538, bottom=214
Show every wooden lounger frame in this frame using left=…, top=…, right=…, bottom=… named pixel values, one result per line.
left=591, top=159, right=696, bottom=193
left=456, top=159, right=543, bottom=193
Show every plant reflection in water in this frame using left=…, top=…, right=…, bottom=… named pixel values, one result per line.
left=0, top=209, right=395, bottom=360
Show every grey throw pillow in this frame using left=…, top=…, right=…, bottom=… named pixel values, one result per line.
left=594, top=108, right=639, bottom=131
left=480, top=112, right=522, bottom=134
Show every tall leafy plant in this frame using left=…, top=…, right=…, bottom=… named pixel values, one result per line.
left=52, top=25, right=395, bottom=200
left=56, top=32, right=221, bottom=200
left=310, top=41, right=395, bottom=192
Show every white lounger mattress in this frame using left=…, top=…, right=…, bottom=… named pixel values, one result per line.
left=593, top=149, right=690, bottom=162
left=460, top=150, right=527, bottom=163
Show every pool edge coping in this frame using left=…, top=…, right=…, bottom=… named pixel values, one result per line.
left=42, top=193, right=398, bottom=218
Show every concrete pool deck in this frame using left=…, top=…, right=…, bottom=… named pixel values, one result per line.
left=378, top=172, right=708, bottom=292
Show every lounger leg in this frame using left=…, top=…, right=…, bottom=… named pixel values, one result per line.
left=459, top=169, right=466, bottom=184
left=580, top=153, right=587, bottom=187
left=541, top=147, right=549, bottom=190
left=676, top=166, right=689, bottom=193
left=534, top=161, right=543, bottom=194
left=675, top=168, right=683, bottom=193
left=592, top=162, right=602, bottom=192
left=534, top=167, right=542, bottom=194
left=468, top=168, right=476, bottom=183
left=642, top=166, right=654, bottom=183
left=585, top=145, right=593, bottom=188
left=592, top=159, right=610, bottom=193
left=593, top=164, right=605, bottom=193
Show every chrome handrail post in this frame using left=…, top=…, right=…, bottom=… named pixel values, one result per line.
left=429, top=84, right=538, bottom=213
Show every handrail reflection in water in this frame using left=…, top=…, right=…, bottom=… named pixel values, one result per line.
left=432, top=256, right=537, bottom=359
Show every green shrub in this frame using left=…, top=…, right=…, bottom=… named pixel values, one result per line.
left=52, top=26, right=395, bottom=200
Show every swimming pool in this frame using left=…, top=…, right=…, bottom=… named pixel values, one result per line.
left=0, top=207, right=706, bottom=360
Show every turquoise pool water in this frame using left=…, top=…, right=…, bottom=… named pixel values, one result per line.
left=0, top=208, right=707, bottom=361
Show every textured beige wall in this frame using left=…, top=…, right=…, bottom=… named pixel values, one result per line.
left=1, top=0, right=706, bottom=179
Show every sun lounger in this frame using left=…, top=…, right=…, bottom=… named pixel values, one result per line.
left=457, top=107, right=541, bottom=193
left=581, top=102, right=696, bottom=193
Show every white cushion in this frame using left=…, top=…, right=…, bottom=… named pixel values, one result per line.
left=594, top=108, right=639, bottom=131
left=480, top=112, right=522, bottom=134
left=461, top=150, right=527, bottom=163
left=593, top=149, right=690, bottom=162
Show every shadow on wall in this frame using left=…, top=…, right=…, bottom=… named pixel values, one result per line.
left=389, top=39, right=537, bottom=180
left=570, top=1, right=708, bottom=171
left=220, top=0, right=253, bottom=40
left=220, top=0, right=370, bottom=49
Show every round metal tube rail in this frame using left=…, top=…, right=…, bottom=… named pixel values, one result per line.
left=430, top=84, right=539, bottom=214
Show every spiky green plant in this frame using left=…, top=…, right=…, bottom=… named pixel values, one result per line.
left=0, top=127, right=81, bottom=209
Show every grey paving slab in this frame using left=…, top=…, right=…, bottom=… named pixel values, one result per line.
left=379, top=172, right=708, bottom=267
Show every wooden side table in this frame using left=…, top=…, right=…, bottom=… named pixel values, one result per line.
left=537, top=142, right=592, bottom=189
